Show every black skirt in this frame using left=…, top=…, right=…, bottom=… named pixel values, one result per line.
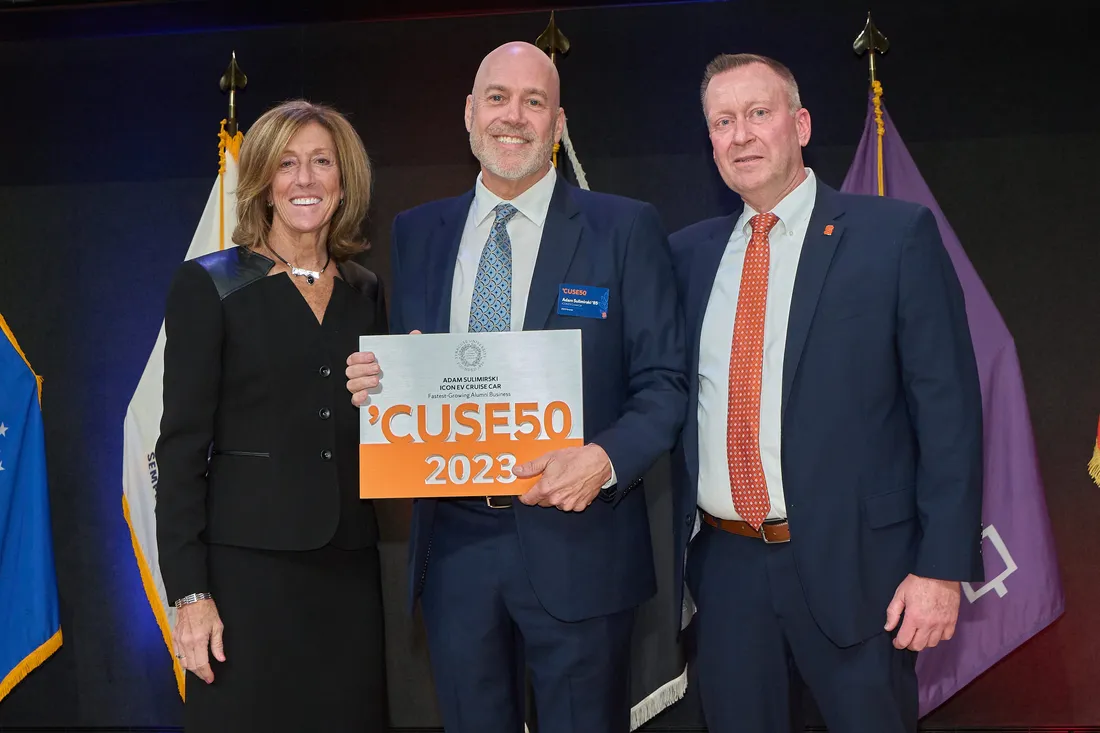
left=184, top=543, right=388, bottom=733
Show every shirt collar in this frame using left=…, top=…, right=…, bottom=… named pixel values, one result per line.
left=472, top=164, right=558, bottom=228
left=736, top=167, right=817, bottom=237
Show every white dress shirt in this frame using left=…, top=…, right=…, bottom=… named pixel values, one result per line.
left=449, top=165, right=557, bottom=333
left=449, top=165, right=617, bottom=488
left=696, top=169, right=818, bottom=521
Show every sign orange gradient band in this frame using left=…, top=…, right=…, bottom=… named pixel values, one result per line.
left=357, top=330, right=585, bottom=499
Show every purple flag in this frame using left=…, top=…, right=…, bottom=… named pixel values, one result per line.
left=841, top=95, right=1065, bottom=716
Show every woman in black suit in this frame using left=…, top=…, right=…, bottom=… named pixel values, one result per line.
left=156, top=99, right=388, bottom=732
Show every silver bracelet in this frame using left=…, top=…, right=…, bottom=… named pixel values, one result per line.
left=174, top=592, right=214, bottom=609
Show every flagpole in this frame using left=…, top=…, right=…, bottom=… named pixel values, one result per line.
left=536, top=12, right=570, bottom=169
left=220, top=51, right=248, bottom=138
left=217, top=52, right=247, bottom=250
left=534, top=12, right=590, bottom=189
left=852, top=13, right=889, bottom=195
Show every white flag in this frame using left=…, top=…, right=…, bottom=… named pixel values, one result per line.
left=121, top=123, right=242, bottom=698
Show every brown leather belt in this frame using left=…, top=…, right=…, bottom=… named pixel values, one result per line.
left=701, top=510, right=791, bottom=543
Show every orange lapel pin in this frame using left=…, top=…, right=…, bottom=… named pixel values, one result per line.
left=823, top=225, right=834, bottom=235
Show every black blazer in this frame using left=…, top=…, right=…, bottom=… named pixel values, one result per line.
left=155, top=247, right=387, bottom=602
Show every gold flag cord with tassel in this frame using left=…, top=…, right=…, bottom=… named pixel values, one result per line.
left=854, top=13, right=889, bottom=196
left=217, top=120, right=244, bottom=252
left=872, top=79, right=886, bottom=196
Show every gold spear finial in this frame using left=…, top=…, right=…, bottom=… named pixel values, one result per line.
left=219, top=51, right=248, bottom=136
left=536, top=11, right=570, bottom=65
left=852, top=12, right=889, bottom=86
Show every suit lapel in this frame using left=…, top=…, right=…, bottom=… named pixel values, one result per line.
left=425, top=191, right=473, bottom=334
left=685, top=210, right=741, bottom=484
left=782, top=183, right=845, bottom=417
left=523, top=177, right=582, bottom=331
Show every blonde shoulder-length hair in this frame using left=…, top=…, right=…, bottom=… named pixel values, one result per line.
left=232, top=99, right=372, bottom=261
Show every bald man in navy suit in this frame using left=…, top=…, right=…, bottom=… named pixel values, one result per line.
left=347, top=42, right=687, bottom=733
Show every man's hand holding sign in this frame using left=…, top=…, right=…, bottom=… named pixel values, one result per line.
left=347, top=329, right=604, bottom=509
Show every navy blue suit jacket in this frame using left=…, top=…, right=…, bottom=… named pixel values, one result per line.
left=390, top=175, right=688, bottom=623
left=670, top=182, right=985, bottom=647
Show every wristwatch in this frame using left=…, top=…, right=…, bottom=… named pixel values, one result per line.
left=174, top=592, right=214, bottom=608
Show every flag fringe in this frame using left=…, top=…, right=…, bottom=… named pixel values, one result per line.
left=630, top=665, right=689, bottom=731
left=122, top=494, right=186, bottom=698
left=0, top=311, right=59, bottom=702
left=0, top=313, right=43, bottom=404
left=1090, top=440, right=1100, bottom=487
left=522, top=666, right=688, bottom=732
left=0, top=628, right=62, bottom=703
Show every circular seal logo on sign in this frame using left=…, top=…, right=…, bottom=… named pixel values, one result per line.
left=455, top=340, right=486, bottom=371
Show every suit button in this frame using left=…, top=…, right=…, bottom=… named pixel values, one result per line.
left=319, top=366, right=331, bottom=378
left=318, top=408, right=331, bottom=420
left=685, top=513, right=694, bottom=526
left=321, top=449, right=333, bottom=461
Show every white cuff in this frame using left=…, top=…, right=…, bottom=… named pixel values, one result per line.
left=601, top=460, right=618, bottom=490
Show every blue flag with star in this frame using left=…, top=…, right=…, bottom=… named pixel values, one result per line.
left=0, top=314, right=62, bottom=702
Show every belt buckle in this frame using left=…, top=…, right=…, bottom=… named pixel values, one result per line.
left=760, top=520, right=788, bottom=544
left=485, top=496, right=512, bottom=509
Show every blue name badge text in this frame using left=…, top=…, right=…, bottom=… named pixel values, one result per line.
left=557, top=284, right=609, bottom=319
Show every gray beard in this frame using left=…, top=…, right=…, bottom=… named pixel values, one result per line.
left=470, top=131, right=554, bottom=181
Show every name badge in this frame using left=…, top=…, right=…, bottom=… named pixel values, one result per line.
left=557, top=284, right=609, bottom=319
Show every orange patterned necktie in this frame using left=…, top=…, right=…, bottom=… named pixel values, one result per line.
left=727, top=212, right=779, bottom=530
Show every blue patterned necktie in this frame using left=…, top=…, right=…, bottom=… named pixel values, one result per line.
left=469, top=203, right=520, bottom=332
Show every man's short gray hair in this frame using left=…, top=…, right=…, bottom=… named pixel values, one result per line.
left=700, top=53, right=802, bottom=115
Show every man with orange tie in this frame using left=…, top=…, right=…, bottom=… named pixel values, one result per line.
left=668, top=53, right=985, bottom=732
